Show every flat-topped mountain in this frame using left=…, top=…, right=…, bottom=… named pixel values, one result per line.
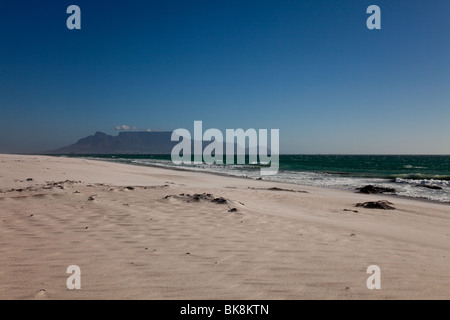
left=47, top=131, right=177, bottom=154
left=46, top=131, right=271, bottom=155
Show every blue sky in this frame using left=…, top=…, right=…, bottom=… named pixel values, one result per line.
left=0, top=0, right=449, bottom=154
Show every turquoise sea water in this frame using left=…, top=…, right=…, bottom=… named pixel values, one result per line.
left=62, top=154, right=450, bottom=203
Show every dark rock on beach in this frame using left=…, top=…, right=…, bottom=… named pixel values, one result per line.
left=416, top=184, right=443, bottom=190
left=357, top=185, right=396, bottom=194
left=356, top=200, right=395, bottom=210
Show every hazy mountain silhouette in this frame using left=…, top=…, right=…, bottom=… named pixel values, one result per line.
left=46, top=131, right=269, bottom=155
left=47, top=131, right=177, bottom=154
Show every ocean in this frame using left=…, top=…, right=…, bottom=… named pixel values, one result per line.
left=62, top=154, right=450, bottom=203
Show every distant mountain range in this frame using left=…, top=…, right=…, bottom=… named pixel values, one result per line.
left=47, top=131, right=178, bottom=154
left=46, top=131, right=266, bottom=155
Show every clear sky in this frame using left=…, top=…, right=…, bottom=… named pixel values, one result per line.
left=0, top=0, right=449, bottom=154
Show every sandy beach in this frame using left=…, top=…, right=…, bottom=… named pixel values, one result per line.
left=0, top=154, right=449, bottom=299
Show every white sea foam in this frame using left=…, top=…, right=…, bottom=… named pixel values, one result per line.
left=403, top=165, right=427, bottom=169
left=86, top=157, right=450, bottom=203
left=395, top=178, right=449, bottom=186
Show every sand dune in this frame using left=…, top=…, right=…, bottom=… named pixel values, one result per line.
left=0, top=154, right=449, bottom=299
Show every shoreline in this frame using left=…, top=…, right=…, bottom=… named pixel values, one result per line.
left=53, top=154, right=450, bottom=206
left=1, top=153, right=450, bottom=299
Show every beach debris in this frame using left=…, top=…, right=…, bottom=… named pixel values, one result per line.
left=164, top=193, right=227, bottom=204
left=48, top=180, right=79, bottom=186
left=164, top=193, right=229, bottom=204
left=6, top=187, right=25, bottom=192
left=124, top=186, right=135, bottom=190
left=212, top=197, right=227, bottom=204
left=357, top=185, right=396, bottom=194
left=87, top=196, right=96, bottom=201
left=355, top=200, right=395, bottom=210
left=191, top=193, right=211, bottom=201
left=343, top=209, right=359, bottom=213
left=228, top=208, right=238, bottom=212
left=26, top=178, right=33, bottom=181
left=38, top=180, right=80, bottom=190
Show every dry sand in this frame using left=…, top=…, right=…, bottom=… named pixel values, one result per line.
left=0, top=154, right=449, bottom=299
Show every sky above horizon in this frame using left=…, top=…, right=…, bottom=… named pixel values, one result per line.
left=1, top=0, right=449, bottom=154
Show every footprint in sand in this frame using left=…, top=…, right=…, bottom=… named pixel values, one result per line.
left=34, top=289, right=48, bottom=299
